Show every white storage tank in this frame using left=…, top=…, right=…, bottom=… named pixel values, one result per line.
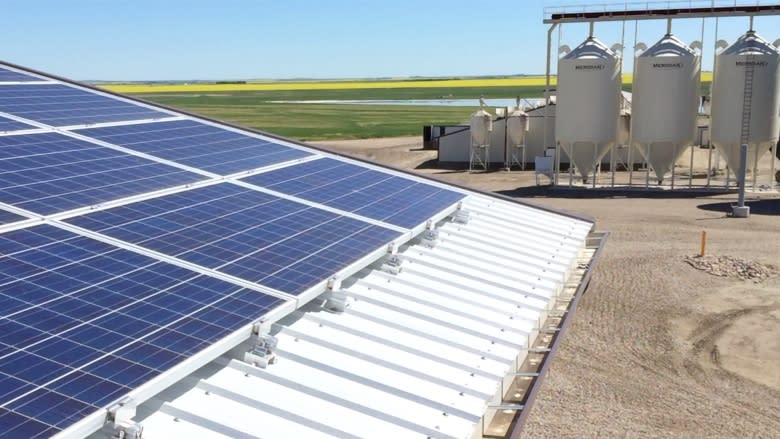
left=556, top=36, right=622, bottom=181
left=507, top=108, right=529, bottom=146
left=470, top=109, right=492, bottom=146
left=632, top=34, right=701, bottom=183
left=711, top=30, right=780, bottom=175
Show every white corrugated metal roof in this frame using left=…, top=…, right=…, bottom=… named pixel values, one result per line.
left=90, top=194, right=599, bottom=439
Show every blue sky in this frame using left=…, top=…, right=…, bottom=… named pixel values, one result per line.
left=2, top=0, right=778, bottom=80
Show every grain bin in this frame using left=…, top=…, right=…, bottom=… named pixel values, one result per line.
left=470, top=109, right=493, bottom=146
left=632, top=34, right=700, bottom=183
left=711, top=30, right=780, bottom=176
left=507, top=108, right=529, bottom=146
left=556, top=36, right=621, bottom=182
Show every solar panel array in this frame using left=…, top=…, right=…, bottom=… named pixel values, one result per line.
left=0, top=62, right=466, bottom=438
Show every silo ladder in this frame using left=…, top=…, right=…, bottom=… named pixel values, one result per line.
left=739, top=54, right=755, bottom=146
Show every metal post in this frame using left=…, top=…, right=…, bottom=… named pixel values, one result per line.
left=671, top=143, right=677, bottom=189
left=646, top=143, right=651, bottom=189
left=706, top=138, right=713, bottom=187
left=732, top=143, right=750, bottom=217
left=544, top=23, right=557, bottom=185
left=628, top=19, right=639, bottom=187
left=752, top=143, right=759, bottom=191
left=710, top=13, right=720, bottom=188
left=503, top=107, right=510, bottom=171
left=771, top=142, right=777, bottom=190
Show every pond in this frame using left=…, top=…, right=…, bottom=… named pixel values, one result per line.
left=269, top=98, right=545, bottom=108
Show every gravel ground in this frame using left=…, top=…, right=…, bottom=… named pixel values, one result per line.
left=316, top=136, right=780, bottom=439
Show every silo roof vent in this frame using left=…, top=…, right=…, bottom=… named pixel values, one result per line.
left=722, top=30, right=779, bottom=56
left=563, top=36, right=616, bottom=60
left=640, top=34, right=696, bottom=58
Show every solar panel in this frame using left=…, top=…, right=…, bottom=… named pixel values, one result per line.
left=0, top=116, right=35, bottom=132
left=0, top=84, right=169, bottom=126
left=0, top=68, right=44, bottom=83
left=75, top=119, right=312, bottom=175
left=0, top=224, right=285, bottom=438
left=242, top=158, right=466, bottom=228
left=0, top=210, right=25, bottom=226
left=0, top=132, right=204, bottom=215
left=67, top=183, right=402, bottom=295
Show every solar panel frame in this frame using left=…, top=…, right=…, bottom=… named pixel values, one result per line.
left=0, top=224, right=287, bottom=438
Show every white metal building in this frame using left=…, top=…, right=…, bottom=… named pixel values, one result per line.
left=89, top=194, right=604, bottom=439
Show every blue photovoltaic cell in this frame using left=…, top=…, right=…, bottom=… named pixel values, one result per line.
left=0, top=210, right=25, bottom=226
left=0, top=84, right=169, bottom=126
left=0, top=224, right=284, bottom=438
left=0, top=67, right=43, bottom=83
left=0, top=132, right=204, bottom=215
left=0, top=115, right=34, bottom=132
left=75, top=120, right=312, bottom=175
left=67, top=183, right=402, bottom=295
left=242, top=158, right=466, bottom=228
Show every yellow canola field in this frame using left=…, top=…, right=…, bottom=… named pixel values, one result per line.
left=104, top=72, right=712, bottom=94
left=104, top=77, right=553, bottom=93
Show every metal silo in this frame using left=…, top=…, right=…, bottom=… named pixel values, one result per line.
left=632, top=34, right=700, bottom=184
left=469, top=108, right=492, bottom=171
left=556, top=35, right=621, bottom=182
left=711, top=30, right=780, bottom=178
left=470, top=109, right=493, bottom=146
left=507, top=108, right=529, bottom=147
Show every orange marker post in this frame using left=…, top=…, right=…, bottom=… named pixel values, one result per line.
left=700, top=230, right=707, bottom=257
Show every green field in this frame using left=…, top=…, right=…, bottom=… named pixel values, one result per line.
left=128, top=81, right=711, bottom=140
left=132, top=85, right=547, bottom=140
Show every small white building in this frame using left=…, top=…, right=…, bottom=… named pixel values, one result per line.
left=436, top=93, right=632, bottom=169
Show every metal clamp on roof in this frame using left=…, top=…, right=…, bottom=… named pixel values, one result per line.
left=243, top=333, right=278, bottom=369
left=452, top=208, right=471, bottom=224
left=379, top=254, right=403, bottom=275
left=419, top=228, right=440, bottom=248
left=111, top=422, right=143, bottom=439
left=320, top=288, right=348, bottom=313
left=108, top=399, right=142, bottom=439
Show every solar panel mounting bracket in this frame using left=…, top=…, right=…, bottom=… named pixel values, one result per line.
left=107, top=398, right=141, bottom=436
left=419, top=228, right=440, bottom=248
left=111, top=421, right=143, bottom=439
left=379, top=254, right=404, bottom=275
left=386, top=241, right=400, bottom=255
left=319, top=288, right=349, bottom=313
left=244, top=333, right=279, bottom=369
left=452, top=206, right=471, bottom=225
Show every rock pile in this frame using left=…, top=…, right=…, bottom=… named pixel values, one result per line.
left=684, top=255, right=777, bottom=282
